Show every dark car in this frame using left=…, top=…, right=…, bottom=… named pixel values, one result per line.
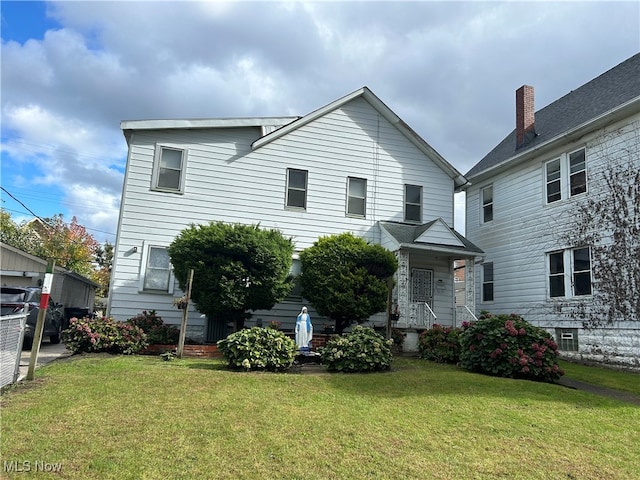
left=0, top=286, right=64, bottom=349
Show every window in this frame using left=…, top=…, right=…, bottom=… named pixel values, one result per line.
left=546, top=159, right=561, bottom=203
left=482, top=262, right=494, bottom=302
left=544, top=147, right=586, bottom=203
left=572, top=247, right=592, bottom=296
left=556, top=328, right=579, bottom=351
left=547, top=247, right=592, bottom=298
left=286, top=169, right=307, bottom=209
left=346, top=177, right=367, bottom=217
left=142, top=246, right=172, bottom=292
left=404, top=184, right=422, bottom=222
left=569, top=149, right=587, bottom=196
left=152, top=146, right=185, bottom=192
left=481, top=185, right=493, bottom=223
left=548, top=251, right=565, bottom=297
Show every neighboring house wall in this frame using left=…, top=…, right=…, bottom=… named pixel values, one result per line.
left=464, top=55, right=640, bottom=369
left=0, top=242, right=96, bottom=312
left=109, top=89, right=476, bottom=342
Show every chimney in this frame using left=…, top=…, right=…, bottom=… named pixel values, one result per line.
left=516, top=85, right=535, bottom=148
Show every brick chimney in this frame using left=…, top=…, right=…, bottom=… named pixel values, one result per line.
left=516, top=85, right=535, bottom=148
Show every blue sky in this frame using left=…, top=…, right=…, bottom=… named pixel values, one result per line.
left=1, top=1, right=639, bottom=244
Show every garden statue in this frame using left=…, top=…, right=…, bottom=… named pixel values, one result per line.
left=295, top=306, right=313, bottom=352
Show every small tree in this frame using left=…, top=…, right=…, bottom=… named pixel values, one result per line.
left=167, top=222, right=294, bottom=336
left=299, top=233, right=397, bottom=334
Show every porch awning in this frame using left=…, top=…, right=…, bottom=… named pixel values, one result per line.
left=379, top=219, right=484, bottom=257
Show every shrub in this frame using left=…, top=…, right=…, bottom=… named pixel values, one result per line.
left=63, top=316, right=148, bottom=355
left=459, top=312, right=564, bottom=383
left=418, top=324, right=465, bottom=363
left=391, top=328, right=406, bottom=352
left=126, top=310, right=180, bottom=345
left=217, top=327, right=297, bottom=372
left=320, top=326, right=393, bottom=373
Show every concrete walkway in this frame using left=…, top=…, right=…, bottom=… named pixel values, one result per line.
left=18, top=341, right=73, bottom=382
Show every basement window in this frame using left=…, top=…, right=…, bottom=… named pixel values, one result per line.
left=555, top=328, right=578, bottom=352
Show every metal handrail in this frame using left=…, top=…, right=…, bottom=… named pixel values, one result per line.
left=424, top=302, right=437, bottom=323
left=463, top=305, right=478, bottom=322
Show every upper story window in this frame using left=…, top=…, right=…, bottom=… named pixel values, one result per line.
left=152, top=146, right=186, bottom=193
left=141, top=246, right=173, bottom=292
left=286, top=169, right=308, bottom=210
left=346, top=177, right=367, bottom=217
left=547, top=247, right=592, bottom=298
left=482, top=262, right=494, bottom=302
left=481, top=185, right=493, bottom=223
left=404, top=184, right=422, bottom=222
left=545, top=147, right=587, bottom=204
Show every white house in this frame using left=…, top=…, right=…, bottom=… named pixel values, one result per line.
left=108, top=87, right=483, bottom=344
left=463, top=54, right=640, bottom=368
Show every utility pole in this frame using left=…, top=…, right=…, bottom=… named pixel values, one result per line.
left=26, top=259, right=55, bottom=380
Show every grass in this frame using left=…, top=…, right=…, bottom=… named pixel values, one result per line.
left=558, top=360, right=640, bottom=396
left=1, top=355, right=639, bottom=480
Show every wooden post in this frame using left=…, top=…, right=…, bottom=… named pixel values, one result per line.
left=26, top=259, right=55, bottom=380
left=176, top=269, right=194, bottom=359
left=386, top=277, right=394, bottom=340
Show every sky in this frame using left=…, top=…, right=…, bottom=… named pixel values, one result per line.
left=1, top=1, right=639, bottom=244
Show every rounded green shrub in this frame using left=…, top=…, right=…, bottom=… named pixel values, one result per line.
left=63, top=316, right=148, bottom=355
left=217, top=327, right=297, bottom=372
left=320, top=326, right=393, bottom=373
left=418, top=324, right=465, bottom=363
left=126, top=310, right=180, bottom=345
left=459, top=312, right=564, bottom=383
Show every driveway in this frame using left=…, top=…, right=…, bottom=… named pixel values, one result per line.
left=18, top=341, right=73, bottom=381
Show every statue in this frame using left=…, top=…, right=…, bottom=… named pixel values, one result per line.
left=295, top=306, right=313, bottom=351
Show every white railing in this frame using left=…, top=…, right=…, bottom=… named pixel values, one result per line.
left=396, top=302, right=437, bottom=329
left=1, top=312, right=27, bottom=388
left=455, top=305, right=478, bottom=326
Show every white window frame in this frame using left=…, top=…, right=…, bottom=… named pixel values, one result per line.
left=482, top=262, right=494, bottom=303
left=544, top=147, right=587, bottom=204
left=546, top=247, right=592, bottom=298
left=139, top=243, right=175, bottom=293
left=151, top=145, right=187, bottom=193
left=346, top=177, right=367, bottom=218
left=481, top=185, right=493, bottom=223
left=404, top=184, right=422, bottom=223
left=285, top=168, right=308, bottom=210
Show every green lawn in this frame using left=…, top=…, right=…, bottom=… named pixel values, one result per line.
left=1, top=355, right=638, bottom=480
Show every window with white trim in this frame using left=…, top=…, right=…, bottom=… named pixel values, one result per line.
left=556, top=328, right=579, bottom=351
left=547, top=247, right=592, bottom=298
left=481, top=185, right=493, bottom=223
left=545, top=147, right=587, bottom=204
left=482, top=262, right=494, bottom=302
left=286, top=168, right=307, bottom=209
left=141, top=246, right=174, bottom=292
left=404, top=184, right=422, bottom=222
left=346, top=177, right=366, bottom=217
left=152, top=146, right=186, bottom=193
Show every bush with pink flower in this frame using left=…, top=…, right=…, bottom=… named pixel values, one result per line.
left=63, top=316, right=148, bottom=354
left=459, top=312, right=564, bottom=383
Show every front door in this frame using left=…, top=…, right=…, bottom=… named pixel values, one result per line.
left=411, top=268, right=433, bottom=306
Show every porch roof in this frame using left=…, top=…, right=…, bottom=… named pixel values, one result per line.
left=379, top=220, right=484, bottom=258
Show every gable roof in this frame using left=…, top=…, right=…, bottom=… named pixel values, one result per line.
left=379, top=220, right=484, bottom=257
left=465, top=53, right=640, bottom=182
left=253, top=87, right=468, bottom=189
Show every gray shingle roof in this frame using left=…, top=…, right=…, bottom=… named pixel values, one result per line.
left=466, top=53, right=640, bottom=179
left=379, top=221, right=484, bottom=255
